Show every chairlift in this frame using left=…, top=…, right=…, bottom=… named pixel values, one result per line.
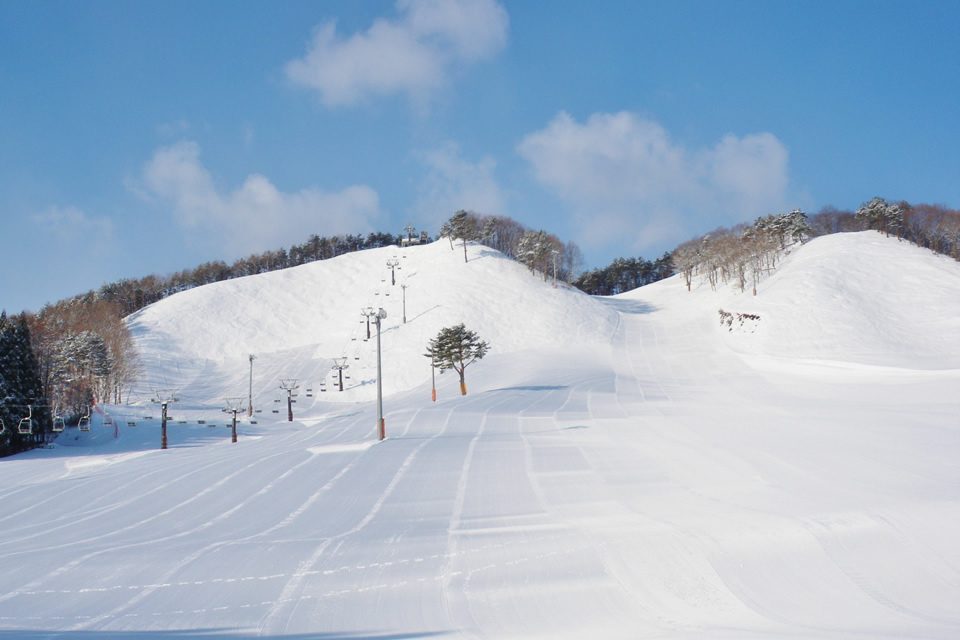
left=197, top=420, right=206, bottom=425
left=127, top=421, right=137, bottom=427
left=53, top=415, right=65, bottom=432
left=78, top=410, right=90, bottom=432
left=207, top=423, right=217, bottom=428
left=103, top=416, right=113, bottom=426
left=0, top=418, right=5, bottom=435
left=18, top=406, right=34, bottom=435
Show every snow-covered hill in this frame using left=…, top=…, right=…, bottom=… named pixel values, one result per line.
left=126, top=241, right=619, bottom=404
left=2, top=231, right=960, bottom=639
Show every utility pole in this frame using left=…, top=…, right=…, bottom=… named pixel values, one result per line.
left=248, top=354, right=256, bottom=416
left=374, top=307, right=387, bottom=440
left=279, top=379, right=298, bottom=422
left=331, top=357, right=349, bottom=392
left=152, top=389, right=179, bottom=450
left=401, top=284, right=407, bottom=324
left=223, top=397, right=245, bottom=443
left=386, top=257, right=400, bottom=285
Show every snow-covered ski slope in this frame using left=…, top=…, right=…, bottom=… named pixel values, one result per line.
left=2, top=231, right=960, bottom=639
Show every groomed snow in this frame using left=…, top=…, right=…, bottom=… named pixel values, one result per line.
left=2, top=231, right=959, bottom=639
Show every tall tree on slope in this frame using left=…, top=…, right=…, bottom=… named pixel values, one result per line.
left=425, top=324, right=489, bottom=396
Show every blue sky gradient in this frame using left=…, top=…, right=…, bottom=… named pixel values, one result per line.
left=2, top=0, right=958, bottom=313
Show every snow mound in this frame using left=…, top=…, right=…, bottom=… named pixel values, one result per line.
left=623, top=231, right=960, bottom=371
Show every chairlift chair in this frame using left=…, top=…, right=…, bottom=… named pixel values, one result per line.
left=53, top=416, right=65, bottom=432
left=18, top=406, right=33, bottom=435
left=0, top=418, right=5, bottom=435
left=78, top=410, right=90, bottom=432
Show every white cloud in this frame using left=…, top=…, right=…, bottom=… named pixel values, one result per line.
left=517, top=111, right=793, bottom=251
left=284, top=0, right=508, bottom=107
left=411, top=142, right=506, bottom=228
left=134, top=141, right=381, bottom=256
left=31, top=205, right=113, bottom=242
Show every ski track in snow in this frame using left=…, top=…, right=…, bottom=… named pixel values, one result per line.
left=3, top=233, right=960, bottom=639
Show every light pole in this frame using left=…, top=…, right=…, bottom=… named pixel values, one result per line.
left=374, top=307, right=387, bottom=440
left=404, top=224, right=416, bottom=242
left=279, top=379, right=298, bottom=422
left=223, top=397, right=245, bottom=443
left=431, top=356, right=436, bottom=402
left=401, top=284, right=407, bottom=324
left=248, top=354, right=256, bottom=416
left=152, top=389, right=179, bottom=450
left=386, top=257, right=400, bottom=285
left=332, top=357, right=349, bottom=392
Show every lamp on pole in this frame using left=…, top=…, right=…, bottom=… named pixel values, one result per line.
left=401, top=284, right=407, bottom=324
left=152, top=389, right=179, bottom=450
left=374, top=307, right=387, bottom=440
left=248, top=354, right=256, bottom=416
left=403, top=224, right=416, bottom=242
left=279, top=379, right=298, bottom=422
left=386, top=257, right=400, bottom=285
left=223, top=397, right=245, bottom=443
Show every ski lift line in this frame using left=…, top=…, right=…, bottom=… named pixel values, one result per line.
left=18, top=406, right=33, bottom=435
left=78, top=410, right=91, bottom=432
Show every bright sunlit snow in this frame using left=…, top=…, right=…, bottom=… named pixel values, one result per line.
left=2, top=232, right=959, bottom=639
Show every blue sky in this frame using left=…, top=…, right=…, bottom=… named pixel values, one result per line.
left=2, top=0, right=958, bottom=314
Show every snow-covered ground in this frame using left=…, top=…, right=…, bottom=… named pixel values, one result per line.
left=2, top=231, right=959, bottom=639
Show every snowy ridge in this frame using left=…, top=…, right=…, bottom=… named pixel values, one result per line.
left=2, top=231, right=960, bottom=639
left=127, top=241, right=619, bottom=404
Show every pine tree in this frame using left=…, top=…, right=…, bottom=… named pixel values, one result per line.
left=448, top=210, right=479, bottom=263
left=425, top=324, right=489, bottom=396
left=0, top=312, right=48, bottom=456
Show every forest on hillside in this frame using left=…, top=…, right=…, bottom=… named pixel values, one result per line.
left=3, top=198, right=960, bottom=457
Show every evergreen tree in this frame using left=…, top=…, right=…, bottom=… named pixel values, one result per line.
left=448, top=210, right=479, bottom=263
left=425, top=324, right=489, bottom=396
left=0, top=312, right=48, bottom=456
